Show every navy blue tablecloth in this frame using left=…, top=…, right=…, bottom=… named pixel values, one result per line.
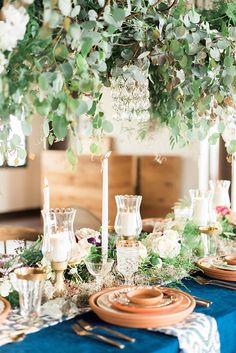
left=1, top=279, right=236, bottom=353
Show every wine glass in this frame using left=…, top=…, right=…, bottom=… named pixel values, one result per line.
left=85, top=259, right=114, bottom=290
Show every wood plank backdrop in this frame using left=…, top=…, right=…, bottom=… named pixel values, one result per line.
left=41, top=151, right=181, bottom=224
left=139, top=156, right=182, bottom=218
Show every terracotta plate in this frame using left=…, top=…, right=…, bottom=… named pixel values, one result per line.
left=108, top=287, right=183, bottom=314
left=0, top=297, right=11, bottom=324
left=197, top=257, right=236, bottom=281
left=89, top=287, right=195, bottom=328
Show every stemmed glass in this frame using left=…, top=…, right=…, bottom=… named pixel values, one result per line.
left=85, top=259, right=114, bottom=290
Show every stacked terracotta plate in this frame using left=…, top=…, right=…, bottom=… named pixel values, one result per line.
left=89, top=286, right=196, bottom=328
left=0, top=297, right=11, bottom=323
left=197, top=256, right=236, bottom=281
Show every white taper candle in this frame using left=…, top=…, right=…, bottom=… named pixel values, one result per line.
left=43, top=177, right=50, bottom=211
left=101, top=151, right=111, bottom=259
left=198, top=138, right=209, bottom=192
left=231, top=153, right=236, bottom=212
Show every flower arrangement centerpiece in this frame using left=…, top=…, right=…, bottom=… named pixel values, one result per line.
left=0, top=222, right=197, bottom=308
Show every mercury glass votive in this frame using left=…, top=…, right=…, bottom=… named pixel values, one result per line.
left=14, top=267, right=46, bottom=318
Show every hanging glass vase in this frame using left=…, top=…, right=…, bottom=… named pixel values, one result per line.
left=209, top=180, right=231, bottom=209
left=111, top=66, right=150, bottom=122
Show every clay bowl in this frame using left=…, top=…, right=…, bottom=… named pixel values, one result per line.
left=126, top=287, right=163, bottom=306
left=224, top=256, right=236, bottom=266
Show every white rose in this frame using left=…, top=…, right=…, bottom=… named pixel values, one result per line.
left=0, top=5, right=29, bottom=52
left=139, top=242, right=148, bottom=259
left=3, top=5, right=29, bottom=36
left=163, top=229, right=180, bottom=242
left=22, top=0, right=34, bottom=4
left=71, top=238, right=92, bottom=264
left=153, top=237, right=181, bottom=259
left=0, top=22, right=18, bottom=51
left=0, top=279, right=12, bottom=297
left=75, top=228, right=100, bottom=241
left=143, top=232, right=161, bottom=250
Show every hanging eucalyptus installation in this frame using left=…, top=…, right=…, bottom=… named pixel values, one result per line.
left=0, top=0, right=236, bottom=164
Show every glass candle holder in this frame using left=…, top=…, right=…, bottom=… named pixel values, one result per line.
left=209, top=180, right=231, bottom=209
left=41, top=208, right=77, bottom=263
left=14, top=267, right=46, bottom=319
left=198, top=226, right=220, bottom=257
left=41, top=208, right=77, bottom=296
left=114, top=195, right=142, bottom=237
left=189, top=190, right=212, bottom=227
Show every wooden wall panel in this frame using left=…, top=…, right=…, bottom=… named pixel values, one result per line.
left=139, top=156, right=181, bottom=218
left=41, top=152, right=181, bottom=224
left=41, top=151, right=136, bottom=224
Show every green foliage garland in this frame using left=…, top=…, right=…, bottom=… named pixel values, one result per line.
left=0, top=0, right=236, bottom=162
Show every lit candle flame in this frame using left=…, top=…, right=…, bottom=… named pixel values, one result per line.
left=44, top=177, right=49, bottom=188
left=104, top=151, right=112, bottom=159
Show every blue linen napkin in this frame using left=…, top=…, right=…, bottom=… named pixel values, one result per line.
left=149, top=313, right=220, bottom=353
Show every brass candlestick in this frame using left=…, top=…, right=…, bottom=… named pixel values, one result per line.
left=51, top=261, right=68, bottom=297
left=199, top=226, right=221, bottom=236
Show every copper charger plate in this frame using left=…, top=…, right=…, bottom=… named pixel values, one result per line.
left=0, top=297, right=11, bottom=324
left=197, top=257, right=236, bottom=282
left=108, top=287, right=183, bottom=314
left=89, top=287, right=196, bottom=328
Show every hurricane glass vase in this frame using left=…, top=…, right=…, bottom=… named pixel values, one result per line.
left=209, top=180, right=231, bottom=209
left=189, top=190, right=212, bottom=227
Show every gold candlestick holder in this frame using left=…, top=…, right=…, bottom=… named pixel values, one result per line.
left=51, top=261, right=68, bottom=297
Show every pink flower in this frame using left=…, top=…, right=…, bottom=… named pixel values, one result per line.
left=216, top=206, right=230, bottom=216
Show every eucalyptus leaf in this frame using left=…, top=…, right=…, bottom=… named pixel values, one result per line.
left=52, top=116, right=68, bottom=139
left=102, top=120, right=113, bottom=133
left=76, top=139, right=83, bottom=155
left=90, top=142, right=102, bottom=155
left=70, top=5, right=81, bottom=18
left=188, top=10, right=200, bottom=24
left=48, top=133, right=55, bottom=146
left=66, top=148, right=77, bottom=167
left=21, top=121, right=32, bottom=136
left=77, top=101, right=88, bottom=116
left=43, top=120, right=50, bottom=137
left=58, top=0, right=71, bottom=16
left=81, top=38, right=93, bottom=57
